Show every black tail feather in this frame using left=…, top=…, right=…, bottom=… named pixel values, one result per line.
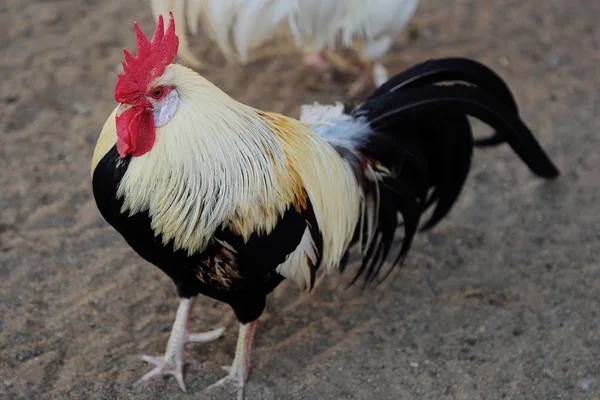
left=349, top=176, right=422, bottom=287
left=369, top=57, right=519, bottom=114
left=363, top=85, right=559, bottom=178
left=345, top=58, right=559, bottom=287
left=472, top=134, right=507, bottom=147
left=418, top=115, right=474, bottom=231
left=364, top=57, right=532, bottom=150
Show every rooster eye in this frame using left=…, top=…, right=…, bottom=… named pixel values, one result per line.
left=151, top=87, right=163, bottom=99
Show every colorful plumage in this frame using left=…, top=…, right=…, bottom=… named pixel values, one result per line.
left=149, top=0, right=420, bottom=97
left=91, top=15, right=559, bottom=399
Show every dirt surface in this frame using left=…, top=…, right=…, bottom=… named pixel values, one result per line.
left=1, top=0, right=599, bottom=399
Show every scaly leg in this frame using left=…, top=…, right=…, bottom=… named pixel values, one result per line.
left=303, top=50, right=331, bottom=72
left=205, top=321, right=258, bottom=400
left=346, top=60, right=374, bottom=99
left=346, top=38, right=389, bottom=98
left=372, top=62, right=389, bottom=88
left=347, top=61, right=389, bottom=99
left=322, top=50, right=362, bottom=76
left=304, top=50, right=362, bottom=82
left=134, top=297, right=225, bottom=391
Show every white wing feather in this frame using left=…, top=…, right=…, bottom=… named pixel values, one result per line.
left=275, top=226, right=319, bottom=291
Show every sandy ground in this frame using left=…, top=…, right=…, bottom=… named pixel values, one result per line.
left=1, top=0, right=599, bottom=399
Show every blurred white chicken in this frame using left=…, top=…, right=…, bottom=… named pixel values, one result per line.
left=149, top=0, right=420, bottom=97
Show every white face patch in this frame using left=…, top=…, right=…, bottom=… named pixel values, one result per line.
left=152, top=89, right=179, bottom=127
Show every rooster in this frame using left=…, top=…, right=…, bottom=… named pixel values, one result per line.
left=91, top=14, right=558, bottom=399
left=149, top=0, right=420, bottom=97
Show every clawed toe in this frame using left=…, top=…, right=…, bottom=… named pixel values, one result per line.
left=133, top=328, right=224, bottom=392
left=131, top=299, right=226, bottom=393
left=205, top=374, right=246, bottom=400
left=188, top=326, right=225, bottom=342
left=134, top=355, right=188, bottom=391
left=221, top=365, right=232, bottom=373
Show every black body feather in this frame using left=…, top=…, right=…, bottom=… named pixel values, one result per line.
left=92, top=147, right=322, bottom=323
left=344, top=57, right=558, bottom=285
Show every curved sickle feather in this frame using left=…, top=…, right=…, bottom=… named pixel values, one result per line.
left=366, top=84, right=559, bottom=179
left=369, top=58, right=519, bottom=114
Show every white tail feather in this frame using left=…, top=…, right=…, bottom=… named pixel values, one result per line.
left=233, top=0, right=298, bottom=62
left=149, top=0, right=419, bottom=67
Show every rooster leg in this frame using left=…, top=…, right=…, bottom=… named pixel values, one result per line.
left=134, top=297, right=225, bottom=392
left=205, top=321, right=258, bottom=400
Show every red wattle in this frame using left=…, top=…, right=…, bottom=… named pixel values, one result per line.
left=116, top=104, right=156, bottom=158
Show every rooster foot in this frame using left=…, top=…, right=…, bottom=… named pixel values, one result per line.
left=205, top=365, right=247, bottom=400
left=132, top=297, right=225, bottom=391
left=135, top=327, right=225, bottom=391
left=135, top=354, right=189, bottom=391
left=204, top=322, right=257, bottom=400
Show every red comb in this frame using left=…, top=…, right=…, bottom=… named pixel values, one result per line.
left=114, top=13, right=179, bottom=103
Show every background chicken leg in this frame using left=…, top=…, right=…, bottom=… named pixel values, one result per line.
left=303, top=50, right=362, bottom=82
left=347, top=60, right=390, bottom=99
left=303, top=48, right=389, bottom=99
